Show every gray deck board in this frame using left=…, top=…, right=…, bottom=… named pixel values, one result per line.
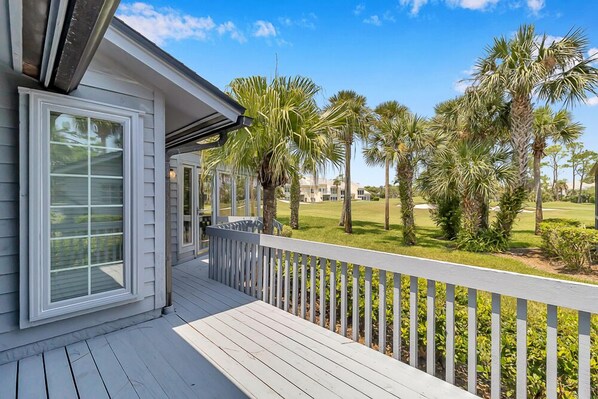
left=1, top=258, right=477, bottom=399
left=44, top=347, right=78, bottom=399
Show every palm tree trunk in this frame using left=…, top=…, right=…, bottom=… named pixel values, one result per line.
left=397, top=160, right=416, bottom=245
left=572, top=165, right=576, bottom=197
left=262, top=182, right=277, bottom=235
left=343, top=142, right=353, bottom=233
left=384, top=158, right=390, bottom=230
left=497, top=94, right=533, bottom=237
left=533, top=149, right=543, bottom=234
left=290, top=173, right=300, bottom=229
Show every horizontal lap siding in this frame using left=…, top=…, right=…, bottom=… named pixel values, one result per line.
left=0, top=58, right=164, bottom=355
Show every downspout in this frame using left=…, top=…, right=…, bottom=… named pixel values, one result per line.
left=163, top=116, right=251, bottom=311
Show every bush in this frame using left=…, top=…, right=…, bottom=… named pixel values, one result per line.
left=430, top=197, right=461, bottom=240
left=371, top=196, right=380, bottom=201
left=539, top=220, right=598, bottom=271
left=281, top=225, right=293, bottom=237
left=455, top=228, right=509, bottom=253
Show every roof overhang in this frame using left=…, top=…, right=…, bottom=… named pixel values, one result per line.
left=10, top=0, right=120, bottom=91
left=103, top=18, right=250, bottom=150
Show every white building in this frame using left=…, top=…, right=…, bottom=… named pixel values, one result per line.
left=283, top=176, right=371, bottom=203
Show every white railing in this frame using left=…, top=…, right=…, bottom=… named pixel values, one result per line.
left=207, top=223, right=597, bottom=399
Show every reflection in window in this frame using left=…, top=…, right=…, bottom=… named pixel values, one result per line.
left=250, top=178, right=259, bottom=217
left=182, top=167, right=193, bottom=245
left=236, top=175, right=247, bottom=216
left=49, top=112, right=124, bottom=303
left=218, top=173, right=232, bottom=217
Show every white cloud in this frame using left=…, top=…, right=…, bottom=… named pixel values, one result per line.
left=586, top=96, right=598, bottom=106
left=527, top=0, right=545, bottom=13
left=217, top=21, right=246, bottom=43
left=253, top=20, right=277, bottom=38
left=400, top=0, right=428, bottom=15
left=446, top=0, right=499, bottom=11
left=353, top=4, right=365, bottom=15
left=453, top=80, right=470, bottom=94
left=383, top=11, right=396, bottom=22
left=278, top=14, right=317, bottom=29
left=117, top=2, right=219, bottom=45
left=363, top=15, right=382, bottom=26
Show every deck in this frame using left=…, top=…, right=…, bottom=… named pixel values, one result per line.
left=0, top=259, right=475, bottom=399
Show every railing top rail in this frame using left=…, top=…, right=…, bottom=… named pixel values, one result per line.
left=207, top=225, right=598, bottom=313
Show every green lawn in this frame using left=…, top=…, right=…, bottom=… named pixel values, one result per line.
left=275, top=198, right=596, bottom=283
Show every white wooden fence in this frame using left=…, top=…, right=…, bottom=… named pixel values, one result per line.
left=207, top=222, right=597, bottom=399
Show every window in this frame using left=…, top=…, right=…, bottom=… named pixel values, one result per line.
left=218, top=172, right=233, bottom=217
left=182, top=166, right=193, bottom=245
left=23, top=90, right=144, bottom=324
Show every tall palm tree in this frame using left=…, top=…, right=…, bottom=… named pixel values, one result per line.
left=364, top=101, right=409, bottom=230
left=327, top=90, right=370, bottom=234
left=211, top=76, right=344, bottom=234
left=332, top=174, right=342, bottom=200
left=472, top=24, right=598, bottom=237
left=532, top=106, right=582, bottom=233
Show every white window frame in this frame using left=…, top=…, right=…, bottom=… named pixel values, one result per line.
left=178, top=163, right=196, bottom=249
left=22, top=89, right=144, bottom=325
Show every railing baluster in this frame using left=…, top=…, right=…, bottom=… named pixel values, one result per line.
left=301, top=255, right=307, bottom=319
left=546, top=304, right=557, bottom=399
left=379, top=271, right=387, bottom=353
left=310, top=256, right=316, bottom=322
left=365, top=267, right=373, bottom=348
left=340, top=262, right=348, bottom=337
left=410, top=276, right=418, bottom=368
left=578, top=311, right=591, bottom=399
left=468, top=288, right=477, bottom=395
left=284, top=251, right=290, bottom=312
left=426, top=279, right=435, bottom=375
left=262, top=248, right=269, bottom=303
left=293, top=253, right=299, bottom=315
left=256, top=245, right=263, bottom=300
left=393, top=273, right=401, bottom=361
left=251, top=243, right=257, bottom=298
left=245, top=242, right=251, bottom=295
left=446, top=283, right=455, bottom=383
left=269, top=249, right=276, bottom=305
left=329, top=260, right=337, bottom=332
left=277, top=250, right=283, bottom=308
left=235, top=241, right=240, bottom=290
left=516, top=298, right=527, bottom=399
left=352, top=265, right=360, bottom=342
left=491, top=293, right=501, bottom=399
left=320, top=258, right=326, bottom=327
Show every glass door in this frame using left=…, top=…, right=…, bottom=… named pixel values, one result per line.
left=196, top=170, right=212, bottom=254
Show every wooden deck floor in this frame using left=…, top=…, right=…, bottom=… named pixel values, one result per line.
left=0, top=259, right=476, bottom=398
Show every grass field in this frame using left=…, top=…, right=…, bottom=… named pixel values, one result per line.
left=275, top=198, right=596, bottom=283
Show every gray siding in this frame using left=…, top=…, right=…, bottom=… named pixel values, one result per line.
left=0, top=52, right=165, bottom=362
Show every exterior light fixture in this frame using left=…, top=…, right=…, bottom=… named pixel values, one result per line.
left=169, top=169, right=176, bottom=180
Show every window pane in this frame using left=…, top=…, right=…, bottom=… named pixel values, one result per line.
left=51, top=144, right=88, bottom=175
left=91, top=178, right=123, bottom=205
left=51, top=238, right=88, bottom=270
left=90, top=235, right=123, bottom=265
left=250, top=179, right=258, bottom=217
left=91, top=263, right=124, bottom=294
left=51, top=268, right=89, bottom=302
left=90, top=148, right=123, bottom=176
left=51, top=207, right=88, bottom=238
left=182, top=167, right=192, bottom=245
left=51, top=176, right=88, bottom=206
left=50, top=112, right=88, bottom=145
left=91, top=207, right=123, bottom=235
left=218, top=173, right=232, bottom=217
left=90, top=119, right=123, bottom=148
left=199, top=171, right=212, bottom=214
left=236, top=176, right=247, bottom=216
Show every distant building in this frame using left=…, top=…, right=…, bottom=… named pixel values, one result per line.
left=283, top=176, right=371, bottom=202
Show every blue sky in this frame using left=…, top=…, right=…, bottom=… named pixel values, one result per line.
left=117, top=0, right=598, bottom=187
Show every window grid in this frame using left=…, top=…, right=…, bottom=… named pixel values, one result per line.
left=49, top=114, right=124, bottom=303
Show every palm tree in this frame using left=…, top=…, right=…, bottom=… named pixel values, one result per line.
left=543, top=145, right=566, bottom=200
left=532, top=106, right=582, bottom=233
left=332, top=175, right=342, bottom=201
left=364, top=101, right=409, bottom=230
left=565, top=141, right=584, bottom=196
left=471, top=24, right=598, bottom=237
left=386, top=112, right=432, bottom=245
left=327, top=90, right=370, bottom=234
left=211, top=76, right=344, bottom=234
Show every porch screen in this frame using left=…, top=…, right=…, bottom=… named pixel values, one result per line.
left=49, top=112, right=125, bottom=303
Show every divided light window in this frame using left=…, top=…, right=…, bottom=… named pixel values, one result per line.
left=23, top=90, right=144, bottom=325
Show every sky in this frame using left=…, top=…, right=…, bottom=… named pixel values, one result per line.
left=116, top=0, right=598, bottom=187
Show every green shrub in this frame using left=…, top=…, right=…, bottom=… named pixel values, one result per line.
left=430, top=196, right=461, bottom=240
left=371, top=196, right=380, bottom=201
left=539, top=220, right=598, bottom=271
left=281, top=225, right=293, bottom=238
left=455, top=229, right=509, bottom=253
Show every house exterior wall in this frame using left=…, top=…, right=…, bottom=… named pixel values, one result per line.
left=283, top=177, right=370, bottom=203
left=0, top=51, right=165, bottom=363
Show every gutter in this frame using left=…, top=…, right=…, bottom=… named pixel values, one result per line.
left=163, top=115, right=252, bottom=311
